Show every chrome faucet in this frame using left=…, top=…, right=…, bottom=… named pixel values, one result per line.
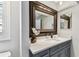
left=50, top=33, right=53, bottom=38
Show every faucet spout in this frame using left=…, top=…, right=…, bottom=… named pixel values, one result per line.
left=50, top=33, right=53, bottom=38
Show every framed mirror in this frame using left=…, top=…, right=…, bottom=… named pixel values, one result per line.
left=29, top=1, right=57, bottom=36
left=60, top=12, right=72, bottom=29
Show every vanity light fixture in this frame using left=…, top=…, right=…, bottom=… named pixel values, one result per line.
left=54, top=1, right=63, bottom=6
left=59, top=1, right=63, bottom=5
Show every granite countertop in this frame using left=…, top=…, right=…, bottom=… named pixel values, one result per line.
left=30, top=37, right=71, bottom=54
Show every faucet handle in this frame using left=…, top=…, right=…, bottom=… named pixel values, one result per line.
left=50, top=33, right=53, bottom=38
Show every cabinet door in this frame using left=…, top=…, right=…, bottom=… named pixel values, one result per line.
left=42, top=54, right=49, bottom=57
left=65, top=46, right=71, bottom=57
left=51, top=49, right=67, bottom=57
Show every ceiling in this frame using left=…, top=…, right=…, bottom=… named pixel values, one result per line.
left=52, top=1, right=78, bottom=11
left=40, top=1, right=78, bottom=11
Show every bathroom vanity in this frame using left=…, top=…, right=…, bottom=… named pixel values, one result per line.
left=29, top=37, right=71, bottom=57
left=29, top=1, right=72, bottom=57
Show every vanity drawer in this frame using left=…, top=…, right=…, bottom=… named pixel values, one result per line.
left=58, top=40, right=71, bottom=49
left=33, top=49, right=49, bottom=57
left=49, top=40, right=71, bottom=56
left=49, top=45, right=59, bottom=55
left=51, top=49, right=67, bottom=57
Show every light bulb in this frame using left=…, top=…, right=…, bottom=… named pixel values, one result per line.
left=59, top=1, right=63, bottom=5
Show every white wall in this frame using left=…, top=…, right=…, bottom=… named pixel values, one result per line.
left=10, top=1, right=21, bottom=56
left=0, top=1, right=21, bottom=57
left=0, top=1, right=29, bottom=57
left=21, top=1, right=29, bottom=57
left=71, top=4, right=79, bottom=57
left=58, top=7, right=72, bottom=38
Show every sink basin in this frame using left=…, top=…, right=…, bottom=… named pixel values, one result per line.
left=37, top=39, right=59, bottom=44
left=52, top=39, right=61, bottom=41
left=36, top=37, right=62, bottom=43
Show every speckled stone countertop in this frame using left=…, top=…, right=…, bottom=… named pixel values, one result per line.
left=30, top=37, right=71, bottom=54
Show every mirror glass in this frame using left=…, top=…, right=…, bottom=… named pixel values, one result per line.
left=35, top=10, right=54, bottom=30
left=60, top=12, right=72, bottom=29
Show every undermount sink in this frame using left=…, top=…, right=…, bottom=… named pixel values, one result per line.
left=45, top=38, right=61, bottom=42
left=36, top=38, right=61, bottom=43
left=35, top=36, right=64, bottom=44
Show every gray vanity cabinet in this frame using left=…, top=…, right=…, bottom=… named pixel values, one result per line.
left=30, top=40, right=71, bottom=57
left=65, top=46, right=71, bottom=57
left=51, top=49, right=66, bottom=57
left=50, top=40, right=71, bottom=57
left=51, top=47, right=70, bottom=57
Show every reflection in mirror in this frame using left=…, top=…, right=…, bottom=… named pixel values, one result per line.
left=60, top=18, right=68, bottom=29
left=60, top=12, right=72, bottom=29
left=35, top=10, right=54, bottom=30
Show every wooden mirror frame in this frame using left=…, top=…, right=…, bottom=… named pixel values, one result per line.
left=29, top=1, right=58, bottom=37
left=60, top=14, right=71, bottom=29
